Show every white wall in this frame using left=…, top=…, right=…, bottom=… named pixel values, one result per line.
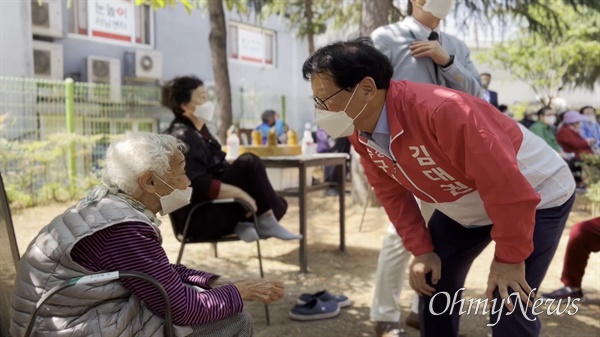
left=0, top=0, right=36, bottom=141
left=154, top=6, right=314, bottom=132
left=0, top=0, right=34, bottom=77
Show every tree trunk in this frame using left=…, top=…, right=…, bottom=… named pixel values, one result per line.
left=359, top=0, right=391, bottom=36
left=352, top=0, right=392, bottom=207
left=304, top=0, right=315, bottom=55
left=208, top=0, right=233, bottom=143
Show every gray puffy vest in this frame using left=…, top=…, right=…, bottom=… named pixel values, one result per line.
left=10, top=195, right=182, bottom=337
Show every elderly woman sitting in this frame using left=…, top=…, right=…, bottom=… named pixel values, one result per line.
left=10, top=132, right=284, bottom=337
left=162, top=76, right=301, bottom=242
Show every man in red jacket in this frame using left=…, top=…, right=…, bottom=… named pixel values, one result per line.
left=303, top=38, right=575, bottom=337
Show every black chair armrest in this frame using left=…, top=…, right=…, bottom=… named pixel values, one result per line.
left=188, top=198, right=255, bottom=215
left=24, top=271, right=174, bottom=337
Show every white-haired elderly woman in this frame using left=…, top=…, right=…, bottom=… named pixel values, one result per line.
left=11, top=132, right=284, bottom=337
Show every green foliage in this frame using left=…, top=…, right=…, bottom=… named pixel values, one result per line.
left=136, top=0, right=248, bottom=14
left=582, top=153, right=600, bottom=183
left=586, top=183, right=600, bottom=203
left=457, top=0, right=600, bottom=43
left=508, top=101, right=532, bottom=120
left=476, top=1, right=600, bottom=105
left=0, top=133, right=103, bottom=210
left=136, top=0, right=195, bottom=13
left=581, top=153, right=600, bottom=203
left=261, top=0, right=360, bottom=38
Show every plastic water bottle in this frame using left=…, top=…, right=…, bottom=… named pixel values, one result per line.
left=301, top=122, right=314, bottom=155
left=226, top=132, right=240, bottom=160
left=240, top=133, right=249, bottom=146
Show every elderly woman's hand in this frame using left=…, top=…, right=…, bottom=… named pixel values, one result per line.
left=233, top=279, right=284, bottom=304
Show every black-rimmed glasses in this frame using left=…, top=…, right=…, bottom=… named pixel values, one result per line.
left=313, top=88, right=345, bottom=111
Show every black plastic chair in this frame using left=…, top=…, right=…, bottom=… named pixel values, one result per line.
left=169, top=198, right=270, bottom=325
left=0, top=172, right=174, bottom=337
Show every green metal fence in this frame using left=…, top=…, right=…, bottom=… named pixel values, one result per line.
left=0, top=77, right=171, bottom=209
left=0, top=76, right=312, bottom=209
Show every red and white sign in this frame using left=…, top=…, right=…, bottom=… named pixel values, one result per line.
left=89, top=0, right=133, bottom=42
left=238, top=27, right=264, bottom=63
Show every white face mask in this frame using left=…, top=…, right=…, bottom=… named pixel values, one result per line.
left=154, top=176, right=192, bottom=216
left=544, top=115, right=557, bottom=126
left=314, top=85, right=368, bottom=138
left=194, top=101, right=215, bottom=122
left=417, top=0, right=454, bottom=20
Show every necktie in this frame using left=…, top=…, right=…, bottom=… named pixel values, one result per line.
left=428, top=32, right=440, bottom=84
left=428, top=31, right=439, bottom=41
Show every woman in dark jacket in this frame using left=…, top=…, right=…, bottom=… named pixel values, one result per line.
left=163, top=76, right=301, bottom=241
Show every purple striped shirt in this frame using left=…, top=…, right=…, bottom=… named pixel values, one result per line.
left=70, top=221, right=244, bottom=326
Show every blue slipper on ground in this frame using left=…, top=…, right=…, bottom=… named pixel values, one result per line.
left=297, top=290, right=351, bottom=308
left=289, top=298, right=340, bottom=321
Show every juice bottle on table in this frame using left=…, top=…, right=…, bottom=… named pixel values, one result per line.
left=287, top=129, right=298, bottom=146
left=267, top=127, right=278, bottom=147
left=251, top=130, right=263, bottom=146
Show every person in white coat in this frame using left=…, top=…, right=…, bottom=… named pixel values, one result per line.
left=369, top=1, right=482, bottom=336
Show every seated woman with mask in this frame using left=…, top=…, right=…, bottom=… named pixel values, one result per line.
left=10, top=133, right=284, bottom=337
left=163, top=76, right=301, bottom=242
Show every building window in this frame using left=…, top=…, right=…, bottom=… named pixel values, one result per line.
left=68, top=0, right=152, bottom=46
left=229, top=22, right=276, bottom=66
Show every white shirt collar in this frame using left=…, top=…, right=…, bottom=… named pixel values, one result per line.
left=404, top=16, right=442, bottom=43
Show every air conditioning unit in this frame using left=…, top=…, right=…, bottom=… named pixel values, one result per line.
left=124, top=50, right=163, bottom=81
left=31, top=0, right=63, bottom=38
left=32, top=40, right=63, bottom=80
left=85, top=56, right=122, bottom=102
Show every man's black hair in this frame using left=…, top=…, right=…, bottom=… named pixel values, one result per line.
left=302, top=37, right=393, bottom=91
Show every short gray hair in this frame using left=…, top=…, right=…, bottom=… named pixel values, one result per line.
left=102, top=132, right=183, bottom=195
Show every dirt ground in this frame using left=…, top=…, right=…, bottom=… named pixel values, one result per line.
left=11, top=193, right=600, bottom=337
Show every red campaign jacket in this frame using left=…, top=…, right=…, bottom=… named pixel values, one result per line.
left=351, top=81, right=574, bottom=264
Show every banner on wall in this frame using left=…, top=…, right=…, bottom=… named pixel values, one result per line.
left=238, top=27, right=264, bottom=63
left=89, top=0, right=133, bottom=42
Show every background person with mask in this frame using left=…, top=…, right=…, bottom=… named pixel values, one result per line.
left=11, top=132, right=285, bottom=337
left=520, top=110, right=539, bottom=129
left=556, top=110, right=593, bottom=160
left=529, top=106, right=562, bottom=153
left=163, top=76, right=301, bottom=242
left=528, top=107, right=587, bottom=187
left=556, top=110, right=593, bottom=189
left=480, top=72, right=499, bottom=109
left=369, top=0, right=482, bottom=335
